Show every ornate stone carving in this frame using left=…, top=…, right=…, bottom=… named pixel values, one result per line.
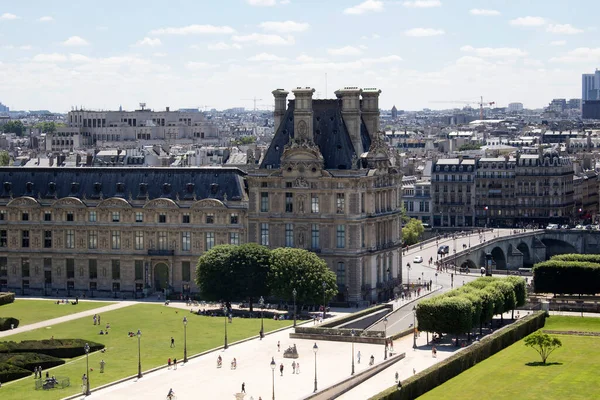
left=294, top=177, right=309, bottom=188
left=52, top=197, right=85, bottom=208
left=98, top=198, right=132, bottom=209
left=191, top=199, right=225, bottom=209
left=143, top=198, right=179, bottom=209
left=7, top=197, right=39, bottom=208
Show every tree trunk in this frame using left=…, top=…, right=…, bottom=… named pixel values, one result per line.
left=479, top=321, right=483, bottom=336
left=512, top=309, right=514, bottom=320
left=455, top=334, right=459, bottom=347
left=249, top=297, right=253, bottom=313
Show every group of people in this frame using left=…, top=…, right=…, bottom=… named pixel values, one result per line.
left=33, top=366, right=48, bottom=379
left=167, top=357, right=179, bottom=370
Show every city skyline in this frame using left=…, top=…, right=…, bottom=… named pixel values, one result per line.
left=0, top=0, right=598, bottom=112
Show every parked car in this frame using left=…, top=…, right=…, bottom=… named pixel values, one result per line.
left=560, top=225, right=570, bottom=230
left=437, top=245, right=449, bottom=255
left=413, top=255, right=423, bottom=263
left=546, top=224, right=559, bottom=230
left=574, top=224, right=585, bottom=230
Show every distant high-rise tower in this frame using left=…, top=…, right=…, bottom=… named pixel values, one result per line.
left=582, top=69, right=600, bottom=101
left=391, top=105, right=398, bottom=119
left=0, top=102, right=9, bottom=113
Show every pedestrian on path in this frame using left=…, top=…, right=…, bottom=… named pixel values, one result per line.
left=395, top=371, right=399, bottom=383
left=170, top=337, right=175, bottom=348
left=357, top=350, right=361, bottom=364
left=39, top=366, right=43, bottom=378
left=432, top=346, right=437, bottom=358
left=296, top=362, right=300, bottom=374
left=33, top=366, right=38, bottom=379
left=173, top=358, right=177, bottom=370
left=277, top=341, right=280, bottom=352
left=168, top=358, right=172, bottom=369
left=241, top=382, right=246, bottom=393
left=93, top=314, right=97, bottom=325
left=280, top=363, right=284, bottom=376
left=292, top=360, right=296, bottom=374
left=98, top=315, right=101, bottom=325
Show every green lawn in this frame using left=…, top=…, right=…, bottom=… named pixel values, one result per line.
left=0, top=300, right=115, bottom=327
left=419, top=317, right=600, bottom=400
left=0, top=304, right=291, bottom=399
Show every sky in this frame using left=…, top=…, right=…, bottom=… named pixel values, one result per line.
left=0, top=0, right=598, bottom=112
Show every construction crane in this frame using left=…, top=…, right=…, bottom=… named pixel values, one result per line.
left=241, top=97, right=264, bottom=111
left=430, top=96, right=496, bottom=120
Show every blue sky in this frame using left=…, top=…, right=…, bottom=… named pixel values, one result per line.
left=0, top=0, right=598, bottom=112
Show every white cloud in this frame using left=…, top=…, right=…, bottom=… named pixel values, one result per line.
left=405, top=28, right=445, bottom=37
left=550, top=40, right=567, bottom=46
left=372, top=33, right=381, bottom=39
left=343, top=0, right=383, bottom=15
left=152, top=52, right=167, bottom=57
left=62, top=36, right=90, bottom=47
left=549, top=47, right=600, bottom=63
left=328, top=45, right=362, bottom=56
left=135, top=37, right=162, bottom=47
left=232, top=33, right=294, bottom=46
left=368, top=55, right=402, bottom=63
left=403, top=1, right=441, bottom=8
left=460, top=45, right=527, bottom=58
left=185, top=61, right=219, bottom=70
left=0, top=13, right=18, bottom=20
left=150, top=24, right=235, bottom=35
left=246, top=0, right=276, bottom=5
left=2, top=45, right=13, bottom=49
left=469, top=9, right=500, bottom=16
left=68, top=53, right=92, bottom=63
left=19, top=45, right=32, bottom=50
left=524, top=59, right=544, bottom=68
left=32, top=53, right=90, bottom=63
left=259, top=21, right=309, bottom=33
left=38, top=16, right=54, bottom=22
left=509, top=16, right=546, bottom=27
left=546, top=24, right=583, bottom=35
left=295, top=54, right=325, bottom=63
left=207, top=42, right=243, bottom=51
left=248, top=53, right=286, bottom=61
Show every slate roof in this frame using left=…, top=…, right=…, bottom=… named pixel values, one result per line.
left=260, top=99, right=371, bottom=170
left=0, top=167, right=247, bottom=202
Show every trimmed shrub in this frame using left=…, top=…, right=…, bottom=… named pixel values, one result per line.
left=0, top=339, right=105, bottom=358
left=0, top=292, right=15, bottom=306
left=369, top=311, right=547, bottom=400
left=0, top=352, right=64, bottom=371
left=533, top=261, right=600, bottom=295
left=506, top=276, right=527, bottom=307
left=551, top=254, right=600, bottom=264
left=0, top=317, right=20, bottom=331
left=0, top=362, right=30, bottom=383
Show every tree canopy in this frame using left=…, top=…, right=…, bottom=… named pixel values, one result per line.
left=524, top=331, right=562, bottom=364
left=0, top=151, right=9, bottom=167
left=34, top=121, right=63, bottom=134
left=402, top=218, right=424, bottom=246
left=2, top=120, right=24, bottom=136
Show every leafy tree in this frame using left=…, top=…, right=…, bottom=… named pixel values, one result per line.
left=196, top=245, right=237, bottom=302
left=235, top=136, right=256, bottom=145
left=402, top=218, right=424, bottom=246
left=0, top=151, right=9, bottom=166
left=2, top=120, right=24, bottom=136
left=267, top=247, right=337, bottom=306
left=524, top=331, right=562, bottom=364
left=458, top=143, right=482, bottom=151
left=35, top=121, right=62, bottom=134
left=229, top=243, right=271, bottom=311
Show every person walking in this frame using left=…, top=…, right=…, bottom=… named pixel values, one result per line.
left=38, top=366, right=43, bottom=379
left=296, top=362, right=300, bottom=374
left=93, top=314, right=97, bottom=325
left=279, top=363, right=284, bottom=376
left=168, top=358, right=172, bottom=369
left=292, top=360, right=296, bottom=374
left=241, top=382, right=246, bottom=393
left=33, top=366, right=38, bottom=379
left=357, top=350, right=361, bottom=364
left=277, top=341, right=280, bottom=352
left=173, top=358, right=177, bottom=370
left=98, top=315, right=101, bottom=325
left=432, top=346, right=437, bottom=358
left=395, top=371, right=399, bottom=383
left=100, top=359, right=105, bottom=373
left=170, top=337, right=175, bottom=348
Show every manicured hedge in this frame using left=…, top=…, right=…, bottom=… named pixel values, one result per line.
left=551, top=254, right=600, bottom=263
left=533, top=260, right=600, bottom=295
left=0, top=362, right=31, bottom=383
left=0, top=352, right=64, bottom=371
left=0, top=292, right=15, bottom=306
left=369, top=311, right=547, bottom=400
left=0, top=339, right=105, bottom=358
left=0, top=317, right=20, bottom=331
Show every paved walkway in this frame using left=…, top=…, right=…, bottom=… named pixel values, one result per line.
left=0, top=299, right=134, bottom=339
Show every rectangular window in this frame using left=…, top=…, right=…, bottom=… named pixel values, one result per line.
left=0, top=257, right=7, bottom=277
left=158, top=231, right=168, bottom=250
left=182, top=232, right=191, bottom=251
left=111, top=231, right=121, bottom=249
left=260, top=192, right=269, bottom=212
left=311, top=194, right=319, bottom=213
left=206, top=213, right=214, bottom=224
left=337, top=262, right=346, bottom=285
left=44, top=230, right=52, bottom=248
left=260, top=223, right=269, bottom=246
left=361, top=225, right=365, bottom=248
left=311, top=224, right=320, bottom=249
left=336, top=193, right=345, bottom=214
left=22, top=230, right=30, bottom=248
left=88, top=231, right=98, bottom=249
left=285, top=224, right=294, bottom=247
left=230, top=232, right=240, bottom=245
left=112, top=212, right=120, bottom=222
left=205, top=232, right=215, bottom=250
left=230, top=213, right=239, bottom=224
left=44, top=211, right=52, bottom=221
left=89, top=211, right=97, bottom=222
left=66, top=259, right=75, bottom=279
left=21, top=258, right=30, bottom=278
left=0, top=210, right=6, bottom=220
left=66, top=212, right=74, bottom=222
left=336, top=225, right=346, bottom=248
left=135, top=260, right=144, bottom=281
left=182, top=261, right=191, bottom=282
left=159, top=213, right=166, bottom=223
left=89, top=260, right=97, bottom=279
left=111, top=260, right=120, bottom=280
left=182, top=213, right=190, bottom=224
left=285, top=192, right=293, bottom=212
left=66, top=229, right=75, bottom=249
left=135, top=212, right=143, bottom=223
left=135, top=231, right=144, bottom=250
left=0, top=230, right=6, bottom=247
left=22, top=212, right=29, bottom=221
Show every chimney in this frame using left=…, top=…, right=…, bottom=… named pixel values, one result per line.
left=291, top=87, right=315, bottom=142
left=335, top=87, right=363, bottom=155
left=166, top=107, right=170, bottom=112
left=272, top=89, right=289, bottom=133
left=361, top=88, right=381, bottom=140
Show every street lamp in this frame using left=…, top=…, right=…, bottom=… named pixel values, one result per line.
left=223, top=306, right=228, bottom=350
left=259, top=296, right=265, bottom=337
left=313, top=342, right=319, bottom=393
left=183, top=316, right=188, bottom=363
left=137, top=329, right=143, bottom=379
left=292, top=288, right=297, bottom=328
left=412, top=306, right=417, bottom=349
left=351, top=329, right=355, bottom=375
left=322, top=281, right=327, bottom=322
left=435, top=273, right=438, bottom=286
left=270, top=358, right=276, bottom=400
left=84, top=342, right=90, bottom=395
left=383, top=317, right=388, bottom=360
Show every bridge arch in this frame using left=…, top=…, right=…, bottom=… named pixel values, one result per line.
left=541, top=238, right=577, bottom=259
left=491, top=246, right=506, bottom=269
left=517, top=242, right=531, bottom=267
left=460, top=259, right=477, bottom=272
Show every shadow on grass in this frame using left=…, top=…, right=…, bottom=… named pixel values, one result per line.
left=525, top=361, right=563, bottom=367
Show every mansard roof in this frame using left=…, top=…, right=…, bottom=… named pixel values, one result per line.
left=260, top=99, right=372, bottom=170
left=0, top=167, right=247, bottom=203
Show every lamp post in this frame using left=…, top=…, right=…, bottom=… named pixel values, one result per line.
left=322, top=281, right=327, bottom=322
left=223, top=306, right=228, bottom=350
left=291, top=288, right=297, bottom=327
left=183, top=316, right=188, bottom=364
left=412, top=306, right=417, bottom=349
left=259, top=296, right=265, bottom=337
left=270, top=358, right=276, bottom=400
left=383, top=317, right=388, bottom=360
left=137, top=329, right=143, bottom=379
left=435, top=273, right=438, bottom=286
left=313, top=342, right=319, bottom=393
left=351, top=329, right=355, bottom=375
left=84, top=342, right=91, bottom=395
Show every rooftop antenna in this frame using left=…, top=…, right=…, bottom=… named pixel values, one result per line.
left=139, top=102, right=146, bottom=111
